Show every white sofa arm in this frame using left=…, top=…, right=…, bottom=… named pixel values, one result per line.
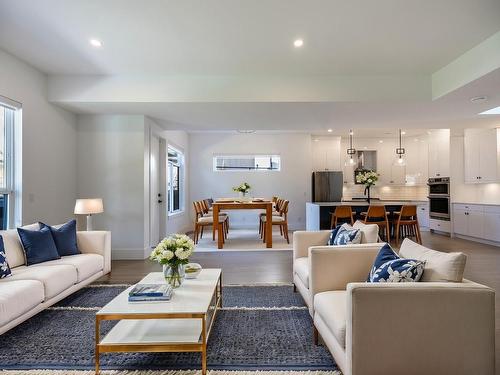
left=293, top=230, right=331, bottom=259
left=77, top=231, right=111, bottom=275
left=309, top=243, right=383, bottom=296
left=345, top=281, right=495, bottom=375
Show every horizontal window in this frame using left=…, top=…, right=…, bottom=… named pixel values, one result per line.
left=213, top=155, right=281, bottom=171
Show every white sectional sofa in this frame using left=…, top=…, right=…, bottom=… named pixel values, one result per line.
left=292, top=221, right=381, bottom=316
left=310, top=238, right=495, bottom=375
left=0, top=229, right=111, bottom=335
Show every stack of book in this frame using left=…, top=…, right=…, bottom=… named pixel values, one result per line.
left=128, top=284, right=173, bottom=302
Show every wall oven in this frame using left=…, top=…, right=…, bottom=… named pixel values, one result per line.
left=428, top=177, right=450, bottom=220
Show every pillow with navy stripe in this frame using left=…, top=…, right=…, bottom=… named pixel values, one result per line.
left=0, top=236, right=11, bottom=278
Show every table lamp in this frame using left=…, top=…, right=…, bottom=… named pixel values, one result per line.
left=74, top=198, right=104, bottom=231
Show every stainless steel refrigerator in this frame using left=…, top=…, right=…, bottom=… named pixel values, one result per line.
left=312, top=171, right=343, bottom=202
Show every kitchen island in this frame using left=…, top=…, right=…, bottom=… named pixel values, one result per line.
left=306, top=200, right=428, bottom=230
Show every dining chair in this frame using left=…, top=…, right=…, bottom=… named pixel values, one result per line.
left=192, top=201, right=228, bottom=244
left=362, top=205, right=390, bottom=241
left=394, top=205, right=422, bottom=245
left=261, top=200, right=290, bottom=244
left=330, top=205, right=354, bottom=228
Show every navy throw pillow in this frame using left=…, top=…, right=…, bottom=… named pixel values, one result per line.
left=0, top=236, right=11, bottom=278
left=17, top=225, right=60, bottom=266
left=368, top=243, right=425, bottom=283
left=40, top=220, right=79, bottom=256
left=327, top=225, right=342, bottom=245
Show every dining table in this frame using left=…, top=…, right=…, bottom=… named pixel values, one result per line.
left=212, top=199, right=273, bottom=249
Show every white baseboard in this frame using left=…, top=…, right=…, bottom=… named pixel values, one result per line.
left=454, top=234, right=500, bottom=247
left=112, top=248, right=150, bottom=260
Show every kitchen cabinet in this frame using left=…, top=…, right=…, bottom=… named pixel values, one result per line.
left=405, top=140, right=428, bottom=185
left=453, top=204, right=484, bottom=239
left=464, top=128, right=500, bottom=183
left=428, top=129, right=450, bottom=178
left=483, top=206, right=500, bottom=242
left=390, top=164, right=406, bottom=185
left=417, top=203, right=429, bottom=228
left=312, top=137, right=342, bottom=172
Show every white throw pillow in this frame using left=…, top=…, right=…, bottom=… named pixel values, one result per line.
left=353, top=220, right=379, bottom=243
left=399, top=238, right=466, bottom=282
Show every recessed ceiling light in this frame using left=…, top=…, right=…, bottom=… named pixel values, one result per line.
left=89, top=38, right=103, bottom=48
left=414, top=138, right=419, bottom=142
left=480, top=106, right=500, bottom=115
left=237, top=129, right=256, bottom=134
left=327, top=128, right=333, bottom=133
left=293, top=39, right=304, bottom=48
left=379, top=140, right=383, bottom=143
left=427, top=131, right=432, bottom=135
left=401, top=131, right=406, bottom=135
left=470, top=96, right=488, bottom=103
left=314, top=139, right=319, bottom=142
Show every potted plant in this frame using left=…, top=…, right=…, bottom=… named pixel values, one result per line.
left=355, top=169, right=379, bottom=203
left=233, top=182, right=251, bottom=200
left=150, top=234, right=194, bottom=288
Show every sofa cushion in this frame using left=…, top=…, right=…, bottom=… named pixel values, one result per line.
left=17, top=225, right=60, bottom=266
left=0, top=280, right=44, bottom=327
left=353, top=220, right=379, bottom=243
left=41, top=220, right=79, bottom=256
left=294, top=257, right=309, bottom=288
left=314, top=291, right=347, bottom=348
left=368, top=243, right=424, bottom=282
left=0, top=229, right=26, bottom=268
left=0, top=237, right=11, bottom=279
left=399, top=238, right=467, bottom=282
left=9, top=264, right=77, bottom=299
left=32, top=254, right=104, bottom=282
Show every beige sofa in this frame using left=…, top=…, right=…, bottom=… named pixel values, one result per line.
left=0, top=229, right=111, bottom=335
left=310, top=238, right=495, bottom=375
left=293, top=221, right=381, bottom=316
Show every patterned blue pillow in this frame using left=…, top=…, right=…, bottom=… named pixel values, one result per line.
left=332, top=224, right=361, bottom=245
left=327, top=225, right=342, bottom=245
left=0, top=236, right=11, bottom=279
left=368, top=243, right=425, bottom=282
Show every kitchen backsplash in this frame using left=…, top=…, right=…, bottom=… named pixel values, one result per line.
left=342, top=185, right=427, bottom=201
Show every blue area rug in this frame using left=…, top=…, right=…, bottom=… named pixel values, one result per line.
left=0, top=285, right=336, bottom=372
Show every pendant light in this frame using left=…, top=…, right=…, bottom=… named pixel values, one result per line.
left=395, top=129, right=406, bottom=166
left=346, top=129, right=356, bottom=165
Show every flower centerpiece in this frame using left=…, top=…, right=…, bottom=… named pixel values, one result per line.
left=150, top=234, right=195, bottom=288
left=355, top=169, right=379, bottom=203
left=233, top=182, right=251, bottom=200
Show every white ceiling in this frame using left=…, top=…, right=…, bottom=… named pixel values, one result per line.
left=1, top=0, right=500, bottom=75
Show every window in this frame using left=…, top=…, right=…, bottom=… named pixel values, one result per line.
left=213, top=155, right=281, bottom=171
left=167, top=146, right=184, bottom=215
left=0, top=99, right=19, bottom=229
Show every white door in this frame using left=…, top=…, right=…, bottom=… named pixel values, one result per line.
left=453, top=208, right=468, bottom=235
left=150, top=135, right=162, bottom=247
left=479, top=129, right=498, bottom=182
left=464, top=130, right=480, bottom=183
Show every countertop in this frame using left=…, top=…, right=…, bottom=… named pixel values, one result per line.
left=452, top=202, right=500, bottom=207
left=308, top=200, right=427, bottom=206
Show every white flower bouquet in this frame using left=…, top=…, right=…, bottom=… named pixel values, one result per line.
left=150, top=234, right=195, bottom=287
left=232, top=182, right=251, bottom=195
left=355, top=170, right=379, bottom=187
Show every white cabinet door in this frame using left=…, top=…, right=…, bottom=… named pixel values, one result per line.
left=312, top=137, right=342, bottom=172
left=479, top=129, right=498, bottom=182
left=405, top=140, right=428, bottom=185
left=468, top=210, right=484, bottom=238
left=464, top=130, right=480, bottom=183
left=483, top=212, right=500, bottom=242
left=343, top=161, right=355, bottom=184
left=417, top=204, right=429, bottom=228
left=377, top=141, right=394, bottom=185
left=428, top=129, right=450, bottom=178
left=390, top=164, right=406, bottom=185
left=453, top=208, right=468, bottom=235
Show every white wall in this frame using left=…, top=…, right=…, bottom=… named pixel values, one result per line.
left=0, top=49, right=77, bottom=225
left=451, top=135, right=500, bottom=204
left=76, top=115, right=148, bottom=259
left=189, top=133, right=312, bottom=230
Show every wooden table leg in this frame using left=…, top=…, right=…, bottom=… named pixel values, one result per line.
left=95, top=317, right=100, bottom=375
left=201, top=315, right=207, bottom=375
left=214, top=205, right=223, bottom=249
left=265, top=203, right=272, bottom=248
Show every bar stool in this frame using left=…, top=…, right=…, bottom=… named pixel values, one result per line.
left=394, top=205, right=422, bottom=246
left=330, top=206, right=354, bottom=228
left=363, top=205, right=390, bottom=241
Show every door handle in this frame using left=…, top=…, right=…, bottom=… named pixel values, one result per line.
left=158, top=200, right=163, bottom=203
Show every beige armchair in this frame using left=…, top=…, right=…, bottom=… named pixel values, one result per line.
left=292, top=222, right=382, bottom=316
left=310, top=242, right=495, bottom=375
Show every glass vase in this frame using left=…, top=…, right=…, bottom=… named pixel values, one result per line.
left=163, top=264, right=185, bottom=288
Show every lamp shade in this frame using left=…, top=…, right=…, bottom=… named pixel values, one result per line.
left=74, top=198, right=104, bottom=215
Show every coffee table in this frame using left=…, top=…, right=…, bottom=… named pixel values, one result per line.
left=95, top=269, right=222, bottom=375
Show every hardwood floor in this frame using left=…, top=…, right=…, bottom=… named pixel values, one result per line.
left=98, top=231, right=500, bottom=369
